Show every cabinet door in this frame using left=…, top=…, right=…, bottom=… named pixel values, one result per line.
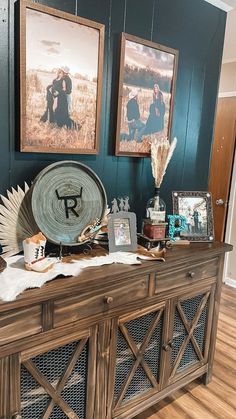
left=167, top=285, right=215, bottom=384
left=108, top=302, right=166, bottom=418
left=16, top=328, right=96, bottom=419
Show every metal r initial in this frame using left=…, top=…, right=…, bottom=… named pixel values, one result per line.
left=55, top=188, right=83, bottom=219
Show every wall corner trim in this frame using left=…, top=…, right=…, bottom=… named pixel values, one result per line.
left=203, top=0, right=233, bottom=12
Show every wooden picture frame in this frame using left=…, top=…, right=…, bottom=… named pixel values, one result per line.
left=107, top=212, right=137, bottom=253
left=172, top=191, right=214, bottom=242
left=115, top=33, right=178, bottom=157
left=19, top=0, right=104, bottom=154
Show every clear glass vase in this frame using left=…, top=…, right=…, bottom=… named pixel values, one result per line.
left=146, top=187, right=166, bottom=223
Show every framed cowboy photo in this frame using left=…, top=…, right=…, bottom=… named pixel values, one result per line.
left=172, top=191, right=214, bottom=242
left=115, top=33, right=178, bottom=157
left=19, top=1, right=104, bottom=154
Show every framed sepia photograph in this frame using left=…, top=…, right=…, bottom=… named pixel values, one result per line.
left=107, top=212, right=137, bottom=253
left=172, top=191, right=214, bottom=242
left=115, top=33, right=178, bottom=157
left=19, top=0, right=104, bottom=154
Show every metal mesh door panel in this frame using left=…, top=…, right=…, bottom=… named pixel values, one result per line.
left=143, top=316, right=163, bottom=381
left=123, top=365, right=152, bottom=402
left=21, top=340, right=88, bottom=419
left=21, top=365, right=51, bottom=418
left=50, top=405, right=66, bottom=418
left=180, top=294, right=204, bottom=323
left=114, top=310, right=163, bottom=406
left=193, top=303, right=208, bottom=353
left=178, top=340, right=198, bottom=371
left=171, top=293, right=209, bottom=375
left=114, top=329, right=136, bottom=401
left=171, top=310, right=187, bottom=367
left=125, top=312, right=156, bottom=345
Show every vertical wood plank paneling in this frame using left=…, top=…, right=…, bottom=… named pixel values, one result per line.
left=1, top=0, right=227, bottom=221
left=74, top=0, right=111, bottom=179
left=103, top=0, right=126, bottom=201
left=33, top=0, right=76, bottom=14
left=181, top=64, right=206, bottom=189
left=197, top=13, right=226, bottom=190
left=0, top=0, right=11, bottom=193
left=113, top=0, right=155, bottom=219
left=152, top=0, right=226, bottom=205
left=124, top=0, right=155, bottom=39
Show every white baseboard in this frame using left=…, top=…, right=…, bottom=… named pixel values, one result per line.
left=218, top=91, right=236, bottom=97
left=224, top=277, right=236, bottom=288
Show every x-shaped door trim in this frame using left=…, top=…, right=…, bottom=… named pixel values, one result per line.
left=115, top=309, right=163, bottom=409
left=170, top=292, right=210, bottom=378
left=23, top=337, right=88, bottom=419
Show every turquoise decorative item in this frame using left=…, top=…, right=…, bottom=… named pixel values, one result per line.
left=168, top=215, right=187, bottom=241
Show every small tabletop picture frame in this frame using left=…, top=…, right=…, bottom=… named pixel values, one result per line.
left=107, top=212, right=137, bottom=253
left=172, top=191, right=214, bottom=242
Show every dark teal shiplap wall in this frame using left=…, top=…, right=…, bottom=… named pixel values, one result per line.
left=0, top=0, right=226, bottom=225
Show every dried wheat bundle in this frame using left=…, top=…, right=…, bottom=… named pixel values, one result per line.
left=150, top=136, right=177, bottom=187
left=0, top=183, right=39, bottom=257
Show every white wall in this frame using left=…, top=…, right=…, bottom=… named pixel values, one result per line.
left=224, top=147, right=236, bottom=287
left=218, top=7, right=236, bottom=286
left=222, top=7, right=236, bottom=63
left=219, top=62, right=236, bottom=93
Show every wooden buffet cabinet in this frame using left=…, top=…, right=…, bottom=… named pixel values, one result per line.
left=0, top=242, right=232, bottom=419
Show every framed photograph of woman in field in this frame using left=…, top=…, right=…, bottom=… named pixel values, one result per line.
left=19, top=1, right=104, bottom=154
left=115, top=33, right=178, bottom=157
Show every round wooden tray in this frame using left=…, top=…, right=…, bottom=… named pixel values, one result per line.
left=31, top=161, right=107, bottom=246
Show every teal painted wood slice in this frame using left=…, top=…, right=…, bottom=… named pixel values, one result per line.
left=31, top=161, right=107, bottom=245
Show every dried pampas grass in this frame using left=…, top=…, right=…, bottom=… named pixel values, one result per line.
left=150, top=136, right=177, bottom=187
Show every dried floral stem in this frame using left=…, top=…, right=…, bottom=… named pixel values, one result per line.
left=150, top=136, right=177, bottom=188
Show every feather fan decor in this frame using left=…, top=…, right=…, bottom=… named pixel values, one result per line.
left=150, top=136, right=177, bottom=188
left=0, top=183, right=39, bottom=257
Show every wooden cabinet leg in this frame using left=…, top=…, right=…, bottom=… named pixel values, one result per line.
left=202, top=369, right=212, bottom=385
left=0, top=356, right=9, bottom=419
left=9, top=354, right=21, bottom=418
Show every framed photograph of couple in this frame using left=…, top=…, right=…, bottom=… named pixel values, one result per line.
left=172, top=191, right=214, bottom=242
left=115, top=33, right=179, bottom=157
left=19, top=0, right=104, bottom=154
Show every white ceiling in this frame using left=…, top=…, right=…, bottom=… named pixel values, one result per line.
left=203, top=0, right=236, bottom=11
left=204, top=0, right=236, bottom=63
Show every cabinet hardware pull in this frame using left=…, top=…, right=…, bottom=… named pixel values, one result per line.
left=162, top=343, right=171, bottom=351
left=168, top=340, right=174, bottom=348
left=188, top=271, right=195, bottom=278
left=104, top=296, right=113, bottom=304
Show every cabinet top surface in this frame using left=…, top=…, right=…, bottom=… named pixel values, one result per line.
left=0, top=241, right=232, bottom=311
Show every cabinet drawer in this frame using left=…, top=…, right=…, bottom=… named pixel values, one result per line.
left=156, top=258, right=218, bottom=294
left=54, top=275, right=149, bottom=328
left=0, top=306, right=42, bottom=345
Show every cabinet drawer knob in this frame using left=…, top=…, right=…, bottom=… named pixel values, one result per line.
left=162, top=343, right=171, bottom=351
left=104, top=296, right=114, bottom=304
left=168, top=340, right=174, bottom=349
left=188, top=271, right=195, bottom=278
